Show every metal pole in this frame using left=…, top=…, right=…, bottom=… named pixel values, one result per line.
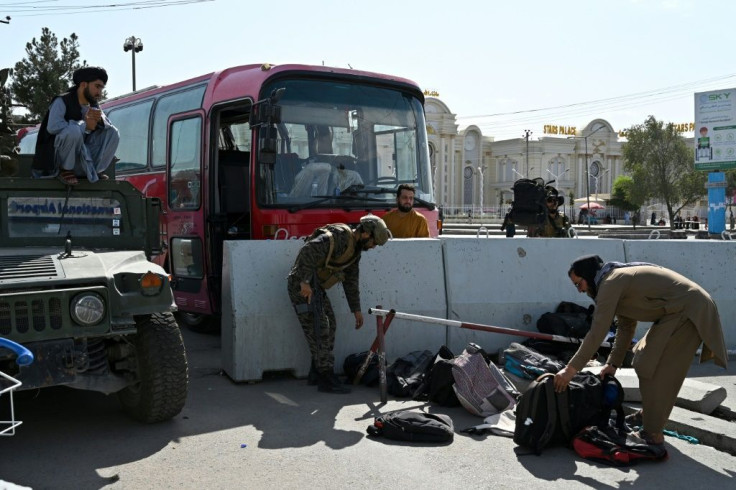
left=585, top=135, right=591, bottom=231
left=131, top=48, right=136, bottom=92
left=367, top=308, right=613, bottom=348
left=523, top=129, right=532, bottom=175
left=477, top=166, right=484, bottom=218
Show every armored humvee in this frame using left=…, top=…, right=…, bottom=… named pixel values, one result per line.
left=0, top=170, right=188, bottom=423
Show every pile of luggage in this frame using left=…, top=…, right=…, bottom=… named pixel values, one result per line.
left=359, top=301, right=666, bottom=466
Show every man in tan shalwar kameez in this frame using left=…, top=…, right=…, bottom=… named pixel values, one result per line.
left=553, top=255, right=728, bottom=448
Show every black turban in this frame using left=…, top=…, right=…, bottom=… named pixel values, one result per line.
left=569, top=255, right=604, bottom=296
left=72, top=66, right=108, bottom=85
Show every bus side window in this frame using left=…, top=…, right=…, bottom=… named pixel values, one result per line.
left=169, top=117, right=202, bottom=209
left=107, top=100, right=153, bottom=172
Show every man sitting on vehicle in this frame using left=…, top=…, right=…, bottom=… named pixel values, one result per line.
left=33, top=66, right=119, bottom=185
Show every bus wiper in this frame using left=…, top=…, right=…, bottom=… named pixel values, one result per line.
left=287, top=194, right=387, bottom=213
left=341, top=184, right=394, bottom=195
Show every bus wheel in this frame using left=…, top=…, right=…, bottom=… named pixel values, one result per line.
left=178, top=312, right=221, bottom=334
left=118, top=313, right=188, bottom=423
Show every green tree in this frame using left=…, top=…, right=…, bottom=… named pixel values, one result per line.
left=622, top=116, right=707, bottom=228
left=10, top=27, right=86, bottom=122
left=609, top=175, right=645, bottom=229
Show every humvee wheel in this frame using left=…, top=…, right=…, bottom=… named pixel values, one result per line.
left=118, top=312, right=188, bottom=423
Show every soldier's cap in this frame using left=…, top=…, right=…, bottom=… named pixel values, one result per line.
left=73, top=66, right=108, bottom=86
left=360, top=214, right=389, bottom=245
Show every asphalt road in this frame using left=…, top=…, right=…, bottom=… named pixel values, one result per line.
left=1, top=328, right=734, bottom=489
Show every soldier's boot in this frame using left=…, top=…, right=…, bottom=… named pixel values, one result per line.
left=307, top=360, right=319, bottom=386
left=317, top=371, right=351, bottom=394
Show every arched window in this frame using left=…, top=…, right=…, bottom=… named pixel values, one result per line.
left=497, top=158, right=519, bottom=182
left=547, top=157, right=567, bottom=181
left=463, top=165, right=474, bottom=206
left=589, top=160, right=602, bottom=195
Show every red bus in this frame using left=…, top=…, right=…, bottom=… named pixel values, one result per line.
left=18, top=63, right=439, bottom=332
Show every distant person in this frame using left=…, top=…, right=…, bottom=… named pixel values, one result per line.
left=578, top=208, right=588, bottom=225
left=33, top=66, right=119, bottom=185
left=650, top=212, right=657, bottom=225
left=501, top=210, right=516, bottom=237
left=556, top=255, right=727, bottom=450
left=528, top=187, right=570, bottom=237
left=674, top=214, right=683, bottom=229
left=382, top=184, right=430, bottom=238
left=287, top=214, right=389, bottom=394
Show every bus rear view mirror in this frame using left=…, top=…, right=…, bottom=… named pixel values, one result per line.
left=249, top=102, right=281, bottom=126
left=249, top=88, right=284, bottom=127
left=258, top=127, right=278, bottom=165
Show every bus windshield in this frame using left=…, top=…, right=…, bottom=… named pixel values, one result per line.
left=254, top=79, right=433, bottom=210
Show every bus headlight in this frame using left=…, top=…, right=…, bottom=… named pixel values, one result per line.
left=70, top=293, right=105, bottom=326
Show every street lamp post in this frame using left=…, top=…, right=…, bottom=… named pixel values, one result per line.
left=123, top=36, right=143, bottom=91
left=523, top=129, right=532, bottom=176
left=477, top=166, right=485, bottom=218
left=546, top=167, right=569, bottom=216
left=545, top=168, right=569, bottom=187
left=593, top=168, right=610, bottom=202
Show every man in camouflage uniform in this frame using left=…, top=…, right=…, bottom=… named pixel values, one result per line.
left=287, top=214, right=389, bottom=393
left=528, top=186, right=571, bottom=237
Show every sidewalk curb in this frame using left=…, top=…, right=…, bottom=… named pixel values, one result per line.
left=625, top=402, right=736, bottom=456
left=667, top=405, right=736, bottom=456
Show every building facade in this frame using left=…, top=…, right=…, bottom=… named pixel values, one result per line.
left=425, top=97, right=625, bottom=218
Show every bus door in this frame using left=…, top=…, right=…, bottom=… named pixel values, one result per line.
left=165, top=109, right=211, bottom=315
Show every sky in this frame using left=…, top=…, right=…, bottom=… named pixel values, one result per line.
left=2, top=0, right=736, bottom=141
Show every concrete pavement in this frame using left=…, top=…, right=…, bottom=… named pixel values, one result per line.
left=1, top=328, right=734, bottom=489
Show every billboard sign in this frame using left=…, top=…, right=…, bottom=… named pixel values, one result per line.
left=694, top=88, right=736, bottom=171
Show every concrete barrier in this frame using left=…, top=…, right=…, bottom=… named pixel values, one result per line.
left=221, top=239, right=447, bottom=382
left=441, top=238, right=626, bottom=354
left=222, top=237, right=735, bottom=381
left=624, top=240, right=736, bottom=350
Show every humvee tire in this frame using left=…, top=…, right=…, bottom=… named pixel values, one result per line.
left=118, top=312, right=188, bottom=423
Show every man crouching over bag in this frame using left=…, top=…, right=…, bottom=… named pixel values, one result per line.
left=553, top=255, right=727, bottom=449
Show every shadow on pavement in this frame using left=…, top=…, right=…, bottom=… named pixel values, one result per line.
left=0, top=328, right=364, bottom=489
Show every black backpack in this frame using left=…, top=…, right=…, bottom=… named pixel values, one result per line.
left=367, top=410, right=454, bottom=443
left=386, top=350, right=434, bottom=397
left=537, top=301, right=594, bottom=338
left=412, top=346, right=460, bottom=406
left=510, top=178, right=547, bottom=226
left=343, top=351, right=379, bottom=386
left=513, top=372, right=623, bottom=455
left=503, top=342, right=565, bottom=380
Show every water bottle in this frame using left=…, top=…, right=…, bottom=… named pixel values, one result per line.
left=333, top=185, right=340, bottom=196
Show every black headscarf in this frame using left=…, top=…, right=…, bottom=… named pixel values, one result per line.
left=569, top=255, right=604, bottom=298
left=72, top=66, right=108, bottom=86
